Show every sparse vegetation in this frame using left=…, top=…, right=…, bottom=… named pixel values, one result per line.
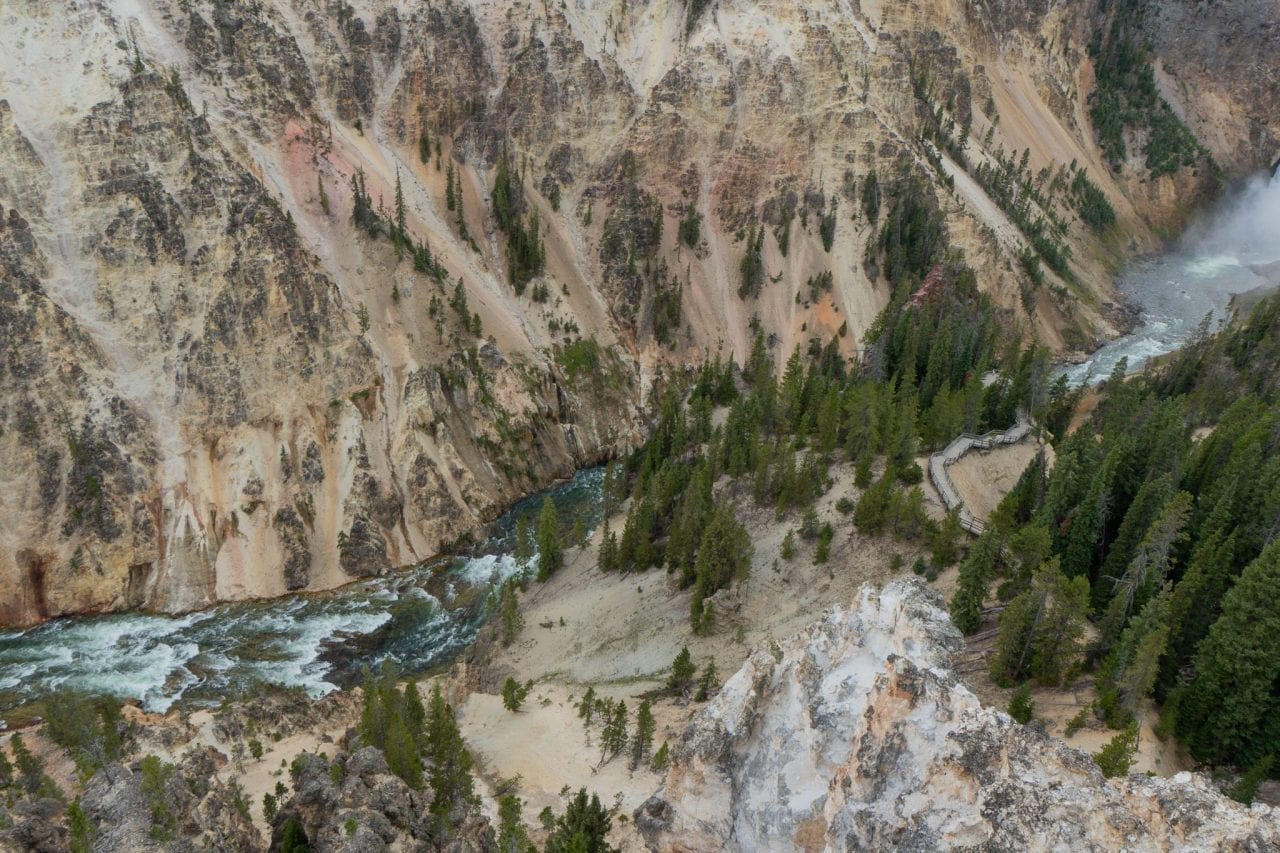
left=1008, top=684, right=1034, bottom=724
left=1088, top=0, right=1207, bottom=177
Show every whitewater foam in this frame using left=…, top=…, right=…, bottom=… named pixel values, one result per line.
left=0, top=466, right=606, bottom=719
left=1063, top=171, right=1280, bottom=385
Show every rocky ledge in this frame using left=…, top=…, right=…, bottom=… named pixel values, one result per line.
left=636, top=579, right=1280, bottom=852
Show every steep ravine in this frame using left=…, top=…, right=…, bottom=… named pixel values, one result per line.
left=1, top=0, right=1276, bottom=628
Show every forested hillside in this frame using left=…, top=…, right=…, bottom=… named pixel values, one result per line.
left=584, top=161, right=1280, bottom=783
left=951, top=295, right=1280, bottom=784
left=578, top=167, right=1048, bottom=628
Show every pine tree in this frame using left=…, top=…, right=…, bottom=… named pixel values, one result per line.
left=629, top=700, right=656, bottom=770
left=1058, top=449, right=1116, bottom=580
left=599, top=699, right=628, bottom=765
left=68, top=800, right=94, bottom=853
left=689, top=504, right=753, bottom=630
left=853, top=472, right=895, bottom=535
left=502, top=677, right=530, bottom=712
left=619, top=493, right=656, bottom=572
left=814, top=523, right=834, bottom=563
left=598, top=521, right=619, bottom=572
left=404, top=680, right=427, bottom=746
left=1163, top=527, right=1237, bottom=680
left=499, top=581, right=524, bottom=646
left=1101, top=585, right=1172, bottom=720
left=646, top=743, right=669, bottom=777
left=737, top=220, right=766, bottom=299
left=990, top=558, right=1090, bottom=686
left=514, top=515, right=534, bottom=566
left=861, top=169, right=881, bottom=222
left=695, top=659, right=719, bottom=701
left=279, top=817, right=310, bottom=853
left=359, top=668, right=389, bottom=751
left=1174, top=540, right=1280, bottom=767
left=1093, top=723, right=1138, bottom=778
left=667, top=646, right=696, bottom=695
left=1094, top=491, right=1192, bottom=657
left=426, top=685, right=476, bottom=835
left=419, top=131, right=431, bottom=165
left=497, top=793, right=535, bottom=853
left=536, top=497, right=564, bottom=581
left=601, top=461, right=624, bottom=519
left=393, top=168, right=407, bottom=259
left=1096, top=474, right=1175, bottom=588
left=1007, top=683, right=1034, bottom=724
left=576, top=686, right=597, bottom=729
left=544, top=789, right=615, bottom=853
left=446, top=160, right=457, bottom=211
left=492, top=145, right=516, bottom=232
left=0, top=748, right=12, bottom=789
left=930, top=508, right=963, bottom=567
left=385, top=711, right=424, bottom=789
left=949, top=531, right=1000, bottom=635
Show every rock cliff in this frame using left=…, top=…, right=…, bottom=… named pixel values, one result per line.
left=636, top=579, right=1280, bottom=851
left=1148, top=0, right=1280, bottom=175
left=0, top=0, right=1276, bottom=626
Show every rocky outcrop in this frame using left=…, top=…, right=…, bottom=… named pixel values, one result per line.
left=636, top=579, right=1280, bottom=852
left=275, top=748, right=492, bottom=851
left=77, top=750, right=261, bottom=852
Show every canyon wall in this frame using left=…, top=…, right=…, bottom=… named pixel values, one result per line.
left=0, top=0, right=1271, bottom=626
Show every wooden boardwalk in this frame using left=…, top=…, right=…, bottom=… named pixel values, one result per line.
left=928, top=416, right=1032, bottom=535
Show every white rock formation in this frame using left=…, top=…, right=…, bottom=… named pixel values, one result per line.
left=636, top=579, right=1280, bottom=852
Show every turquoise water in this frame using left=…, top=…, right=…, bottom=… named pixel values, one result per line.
left=0, top=467, right=604, bottom=722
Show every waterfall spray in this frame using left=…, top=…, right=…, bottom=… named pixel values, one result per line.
left=1062, top=169, right=1280, bottom=385
left=1181, top=170, right=1280, bottom=271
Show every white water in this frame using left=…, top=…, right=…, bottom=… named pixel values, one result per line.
left=0, top=468, right=604, bottom=722
left=1063, top=171, right=1280, bottom=385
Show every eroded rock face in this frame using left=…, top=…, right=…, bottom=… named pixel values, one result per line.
left=636, top=580, right=1280, bottom=852
left=77, top=749, right=261, bottom=852
left=1, top=0, right=1276, bottom=627
left=1148, top=0, right=1280, bottom=174
left=275, top=748, right=491, bottom=851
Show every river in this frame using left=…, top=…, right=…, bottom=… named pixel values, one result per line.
left=0, top=468, right=604, bottom=724
left=4, top=176, right=1278, bottom=725
left=1062, top=171, right=1280, bottom=385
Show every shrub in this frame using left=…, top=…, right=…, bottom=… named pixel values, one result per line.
left=1065, top=706, right=1090, bottom=737
left=502, top=678, right=530, bottom=712
left=1228, top=755, right=1274, bottom=805
left=1093, top=724, right=1139, bottom=778
left=1008, top=684, right=1034, bottom=724
left=897, top=461, right=923, bottom=485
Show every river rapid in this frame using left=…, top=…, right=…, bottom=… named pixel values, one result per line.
left=0, top=468, right=604, bottom=724
left=1062, top=171, right=1280, bottom=384
left=3, top=177, right=1278, bottom=726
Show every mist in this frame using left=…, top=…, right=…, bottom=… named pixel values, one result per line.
left=1061, top=169, right=1280, bottom=384
left=1179, top=170, right=1280, bottom=272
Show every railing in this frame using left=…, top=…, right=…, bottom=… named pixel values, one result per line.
left=928, top=415, right=1032, bottom=536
